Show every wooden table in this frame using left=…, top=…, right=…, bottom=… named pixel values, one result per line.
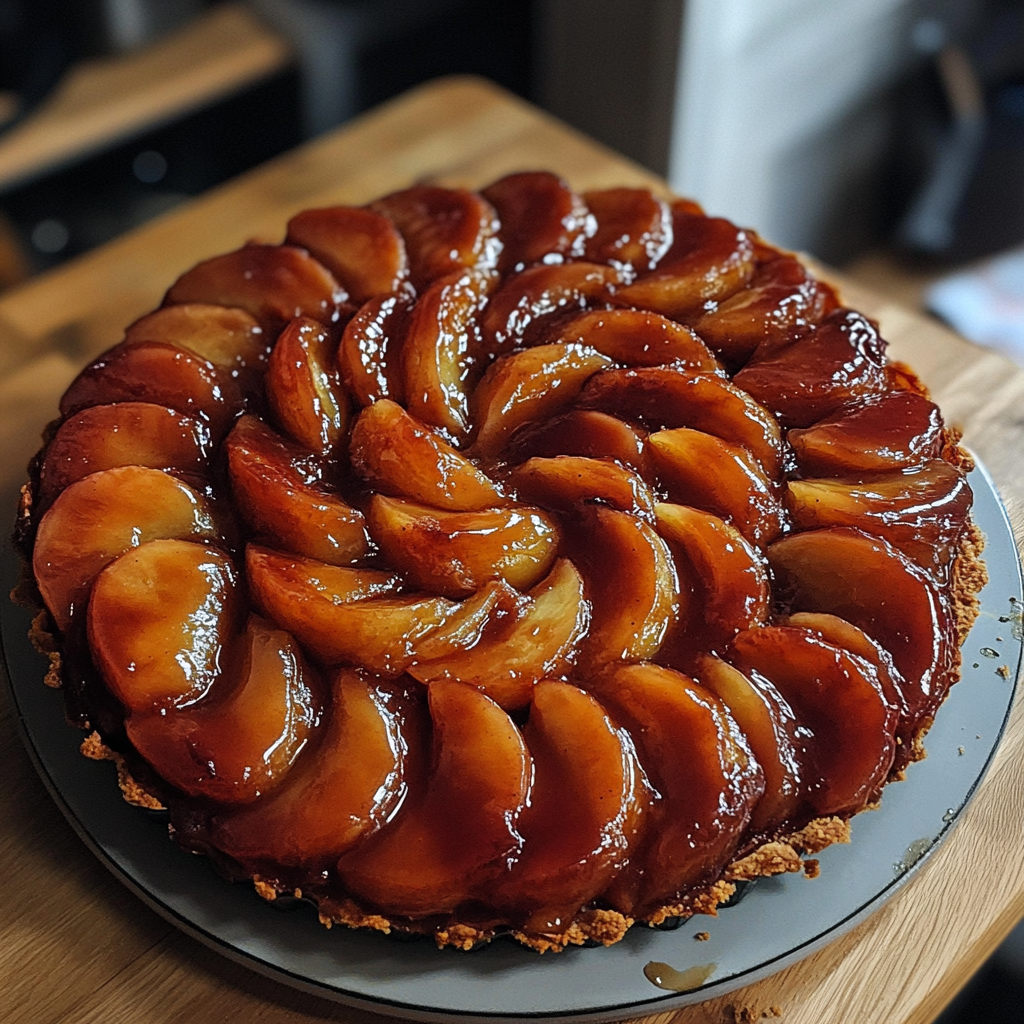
left=1, top=77, right=1022, bottom=1024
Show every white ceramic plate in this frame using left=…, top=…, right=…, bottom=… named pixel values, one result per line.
left=2, top=462, right=1021, bottom=1023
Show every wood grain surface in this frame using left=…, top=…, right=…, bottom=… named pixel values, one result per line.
left=1, top=76, right=1022, bottom=1024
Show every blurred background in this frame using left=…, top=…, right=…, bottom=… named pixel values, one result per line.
left=0, top=2, right=1021, bottom=1018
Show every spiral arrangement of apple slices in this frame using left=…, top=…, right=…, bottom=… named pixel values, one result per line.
left=23, top=172, right=982, bottom=952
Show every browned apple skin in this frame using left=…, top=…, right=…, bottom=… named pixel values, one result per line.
left=489, top=680, right=646, bottom=932
left=370, top=185, right=501, bottom=291
left=266, top=317, right=349, bottom=456
left=349, top=399, right=504, bottom=511
left=728, top=626, right=897, bottom=818
left=788, top=391, right=945, bottom=476
left=37, top=403, right=212, bottom=509
left=508, top=456, right=656, bottom=519
left=582, top=187, right=673, bottom=273
left=337, top=680, right=531, bottom=919
left=225, top=416, right=369, bottom=565
left=733, top=309, right=888, bottom=428
left=590, top=663, right=763, bottom=917
left=33, top=466, right=219, bottom=633
left=127, top=614, right=319, bottom=804
left=59, top=341, right=243, bottom=441
left=88, top=539, right=239, bottom=712
left=504, top=410, right=648, bottom=474
left=337, top=291, right=412, bottom=408
left=207, top=670, right=410, bottom=868
left=285, top=205, right=409, bottom=303
left=482, top=171, right=591, bottom=274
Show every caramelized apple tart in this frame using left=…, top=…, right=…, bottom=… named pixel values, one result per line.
left=15, top=172, right=986, bottom=953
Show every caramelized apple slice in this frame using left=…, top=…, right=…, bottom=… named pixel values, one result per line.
left=370, top=185, right=501, bottom=290
left=786, top=461, right=973, bottom=578
left=482, top=171, right=591, bottom=273
left=694, top=255, right=836, bottom=367
left=767, top=527, right=958, bottom=725
left=368, top=495, right=560, bottom=598
left=504, top=410, right=647, bottom=473
left=285, top=205, right=409, bottom=303
left=124, top=304, right=269, bottom=382
left=578, top=367, right=784, bottom=476
left=127, top=614, right=319, bottom=803
left=733, top=309, right=888, bottom=428
left=590, top=662, right=762, bottom=916
left=728, top=626, right=897, bottom=817
left=408, top=559, right=589, bottom=709
left=613, top=210, right=755, bottom=318
left=401, top=269, right=490, bottom=439
left=582, top=187, right=672, bottom=273
left=208, top=670, right=409, bottom=866
left=226, top=416, right=369, bottom=565
left=655, top=503, right=769, bottom=656
left=88, top=539, right=237, bottom=711
left=570, top=507, right=678, bottom=670
left=349, top=399, right=504, bottom=511
left=649, top=428, right=784, bottom=545
left=33, top=466, right=218, bottom=632
left=470, top=343, right=614, bottom=459
left=38, top=403, right=212, bottom=509
left=544, top=309, right=719, bottom=370
left=695, top=654, right=802, bottom=834
left=338, top=680, right=530, bottom=918
left=163, top=244, right=346, bottom=332
left=337, top=291, right=412, bottom=407
left=266, top=317, right=349, bottom=455
left=508, top=456, right=655, bottom=518
left=492, top=680, right=645, bottom=932
left=59, top=341, right=243, bottom=441
left=788, top=391, right=945, bottom=476
left=479, top=262, right=623, bottom=352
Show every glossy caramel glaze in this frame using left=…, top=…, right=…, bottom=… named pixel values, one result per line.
left=21, top=174, right=981, bottom=952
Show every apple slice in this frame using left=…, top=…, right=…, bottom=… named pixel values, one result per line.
left=504, top=410, right=647, bottom=473
left=578, top=367, right=784, bottom=476
left=408, top=558, right=589, bottom=709
left=370, top=184, right=501, bottom=290
left=226, top=416, right=369, bottom=565
left=33, top=466, right=219, bottom=632
left=543, top=308, right=719, bottom=370
left=482, top=171, right=591, bottom=273
left=208, top=670, right=411, bottom=867
left=337, top=291, right=413, bottom=407
left=613, top=210, right=755, bottom=318
left=788, top=391, right=946, bottom=477
left=570, top=507, right=678, bottom=670
left=37, top=403, right=212, bottom=509
left=590, top=662, right=762, bottom=917
left=479, top=261, right=622, bottom=352
left=733, top=309, right=888, bottom=428
left=368, top=495, right=560, bottom=598
left=266, top=317, right=349, bottom=455
left=470, top=343, right=614, bottom=460
left=285, top=205, right=409, bottom=303
left=649, top=428, right=784, bottom=545
left=785, top=460, right=973, bottom=579
left=337, top=679, right=531, bottom=919
left=127, top=614, right=319, bottom=804
left=163, top=243, right=347, bottom=332
left=349, top=399, right=504, bottom=511
left=88, top=539, right=238, bottom=711
left=59, top=341, right=243, bottom=441
left=693, top=255, right=836, bottom=367
left=491, top=680, right=646, bottom=933
left=507, top=456, right=656, bottom=519
left=582, top=187, right=673, bottom=273
left=695, top=654, right=803, bottom=834
left=728, top=626, right=897, bottom=817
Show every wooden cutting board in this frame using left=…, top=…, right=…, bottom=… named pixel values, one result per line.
left=1, top=76, right=1022, bottom=1024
